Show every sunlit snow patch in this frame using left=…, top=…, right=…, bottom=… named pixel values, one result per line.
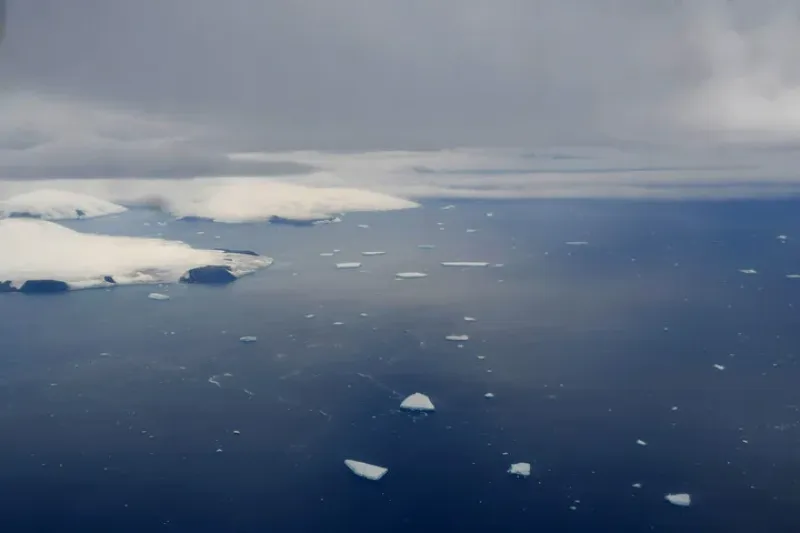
left=400, top=393, right=435, bottom=412
left=0, top=189, right=127, bottom=221
left=344, top=459, right=388, bottom=481
left=441, top=262, right=490, bottom=267
left=361, top=251, right=386, bottom=256
left=446, top=334, right=469, bottom=342
left=395, top=272, right=428, bottom=279
left=147, top=292, right=170, bottom=301
left=508, top=463, right=531, bottom=477
left=0, top=219, right=271, bottom=292
left=336, top=262, right=362, bottom=269
left=665, top=493, right=691, bottom=507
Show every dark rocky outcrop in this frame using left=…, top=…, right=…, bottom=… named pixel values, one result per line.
left=103, top=275, right=116, bottom=284
left=268, top=215, right=329, bottom=227
left=214, top=248, right=259, bottom=257
left=181, top=265, right=236, bottom=284
left=0, top=281, right=16, bottom=293
left=19, top=279, right=70, bottom=293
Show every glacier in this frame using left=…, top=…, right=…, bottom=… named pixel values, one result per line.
left=0, top=219, right=271, bottom=292
left=0, top=190, right=127, bottom=220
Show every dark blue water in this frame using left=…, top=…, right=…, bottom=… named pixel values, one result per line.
left=1, top=200, right=799, bottom=532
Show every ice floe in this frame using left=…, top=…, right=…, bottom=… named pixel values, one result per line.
left=361, top=251, right=386, bottom=256
left=0, top=219, right=271, bottom=292
left=147, top=292, right=170, bottom=301
left=446, top=334, right=469, bottom=342
left=344, top=459, right=388, bottom=481
left=0, top=190, right=127, bottom=220
left=464, top=316, right=477, bottom=322
left=395, top=272, right=428, bottom=279
left=441, top=262, right=490, bottom=267
left=507, top=463, right=531, bottom=477
left=636, top=439, right=648, bottom=446
left=484, top=392, right=495, bottom=399
left=336, top=262, right=362, bottom=269
left=239, top=336, right=257, bottom=343
left=400, top=393, right=435, bottom=412
left=565, top=241, right=589, bottom=246
left=738, top=269, right=757, bottom=274
left=713, top=364, right=725, bottom=371
left=665, top=493, right=691, bottom=507
left=786, top=274, right=800, bottom=279
left=417, top=244, right=436, bottom=249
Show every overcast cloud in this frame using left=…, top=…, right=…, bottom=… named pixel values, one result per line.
left=1, top=0, right=800, bottom=186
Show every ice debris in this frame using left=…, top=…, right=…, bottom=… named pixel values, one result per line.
left=441, top=262, right=490, bottom=267
left=665, top=493, right=691, bottom=507
left=417, top=244, right=436, bottom=249
left=464, top=316, right=477, bottom=322
left=239, top=336, right=257, bottom=343
left=565, top=241, right=589, bottom=246
left=361, top=251, right=386, bottom=256
left=636, top=439, right=647, bottom=447
left=713, top=364, right=725, bottom=371
left=336, top=262, right=362, bottom=269
left=446, top=334, right=469, bottom=342
left=738, top=269, right=757, bottom=274
left=147, top=292, right=170, bottom=301
left=507, top=463, right=531, bottom=477
left=344, top=459, right=388, bottom=481
left=395, top=272, right=428, bottom=279
left=400, top=393, right=435, bottom=412
left=484, top=392, right=495, bottom=399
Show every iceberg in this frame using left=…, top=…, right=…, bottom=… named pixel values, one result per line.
left=464, top=316, right=477, bottom=322
left=713, top=364, right=725, bottom=371
left=484, top=392, right=495, bottom=399
left=239, top=336, right=257, bottom=343
left=395, top=272, right=428, bottom=279
left=336, top=262, right=362, bottom=269
left=0, top=190, right=126, bottom=220
left=738, top=269, right=757, bottom=274
left=361, top=251, right=386, bottom=256
left=400, top=392, right=435, bottom=412
left=147, top=292, right=170, bottom=301
left=786, top=274, right=800, bottom=279
left=636, top=439, right=647, bottom=446
left=0, top=219, right=271, bottom=292
left=665, top=493, right=691, bottom=507
left=446, top=334, right=469, bottom=342
left=441, top=262, right=490, bottom=267
left=507, top=462, right=531, bottom=477
left=344, top=459, right=388, bottom=481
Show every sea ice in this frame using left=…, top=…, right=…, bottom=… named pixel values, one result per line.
left=239, top=336, right=257, bottom=343
left=738, top=269, right=757, bottom=274
left=417, top=244, right=436, bottom=249
left=147, top=292, right=170, bottom=301
left=395, top=272, right=428, bottom=279
left=361, top=251, right=386, bottom=256
left=344, top=459, right=388, bottom=481
left=441, top=262, right=490, bottom=267
left=446, top=334, right=469, bottom=341
left=507, top=463, right=531, bottom=477
left=484, top=392, right=495, bottom=399
left=320, top=252, right=335, bottom=257
left=0, top=189, right=127, bottom=220
left=665, top=493, right=691, bottom=507
left=336, top=262, right=362, bottom=269
left=636, top=439, right=647, bottom=446
left=400, top=393, right=435, bottom=411
left=786, top=274, right=800, bottom=279
left=632, top=483, right=642, bottom=489
left=565, top=241, right=589, bottom=246
left=466, top=229, right=478, bottom=233
left=464, top=316, right=477, bottom=322
left=357, top=224, right=370, bottom=229
left=713, top=364, right=725, bottom=371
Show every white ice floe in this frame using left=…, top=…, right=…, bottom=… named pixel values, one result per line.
left=357, top=224, right=370, bottom=229
left=665, top=493, right=691, bottom=507
left=147, top=292, right=170, bottom=301
left=333, top=321, right=344, bottom=326
left=484, top=392, right=495, bottom=399
left=0, top=190, right=128, bottom=221
left=320, top=252, right=335, bottom=257
left=0, top=219, right=271, bottom=291
left=636, top=439, right=648, bottom=447
left=417, top=244, right=436, bottom=249
left=395, top=272, right=428, bottom=279
left=786, top=274, right=800, bottom=279
left=632, top=483, right=642, bottom=489
left=713, top=364, right=725, bottom=371
left=305, top=314, right=315, bottom=319
left=441, top=205, right=456, bottom=210
left=464, top=316, right=477, bottom=322
left=777, top=235, right=788, bottom=241
left=344, top=459, right=388, bottom=481
left=446, top=334, right=469, bottom=342
left=336, top=262, right=362, bottom=269
left=441, top=262, right=490, bottom=267
left=359, top=312, right=369, bottom=317
left=738, top=269, right=758, bottom=274
left=565, top=241, right=589, bottom=246
left=507, top=463, right=531, bottom=477
left=400, top=393, right=435, bottom=412
left=239, top=336, right=257, bottom=343
left=361, top=251, right=386, bottom=256
left=466, top=229, right=478, bottom=233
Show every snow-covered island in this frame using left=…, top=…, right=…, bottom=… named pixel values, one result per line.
left=0, top=219, right=272, bottom=293
left=0, top=190, right=127, bottom=220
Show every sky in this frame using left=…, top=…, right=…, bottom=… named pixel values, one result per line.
left=1, top=0, right=800, bottom=187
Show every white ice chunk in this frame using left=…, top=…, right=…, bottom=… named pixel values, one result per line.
left=441, top=205, right=456, bottom=210
left=417, top=244, right=436, bottom=249
left=320, top=252, right=335, bottom=257
left=305, top=314, right=315, bottom=319
left=361, top=251, right=386, bottom=256
left=0, top=189, right=127, bottom=220
left=713, top=364, right=725, bottom=371
left=446, top=334, right=469, bottom=341
left=357, top=224, right=370, bottom=229
left=739, top=269, right=757, bottom=274
left=507, top=462, right=531, bottom=477
left=441, top=262, right=490, bottom=267
left=484, top=392, right=495, bottom=399
left=786, top=274, right=800, bottom=279
left=636, top=439, right=648, bottom=446
left=466, top=229, right=478, bottom=233
left=464, top=316, right=477, bottom=322
left=565, top=241, right=589, bottom=246
left=239, top=336, right=257, bottom=343
left=777, top=235, right=788, bottom=241
left=0, top=219, right=271, bottom=290
left=665, top=493, right=691, bottom=507
left=336, top=262, right=362, bottom=269
left=333, top=321, right=344, bottom=326
left=344, top=459, right=388, bottom=481
left=147, top=292, right=170, bottom=301
left=632, top=483, right=642, bottom=489
left=400, top=393, right=435, bottom=412
left=395, top=272, right=428, bottom=279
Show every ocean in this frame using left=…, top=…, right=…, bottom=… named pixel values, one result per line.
left=0, top=199, right=799, bottom=532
